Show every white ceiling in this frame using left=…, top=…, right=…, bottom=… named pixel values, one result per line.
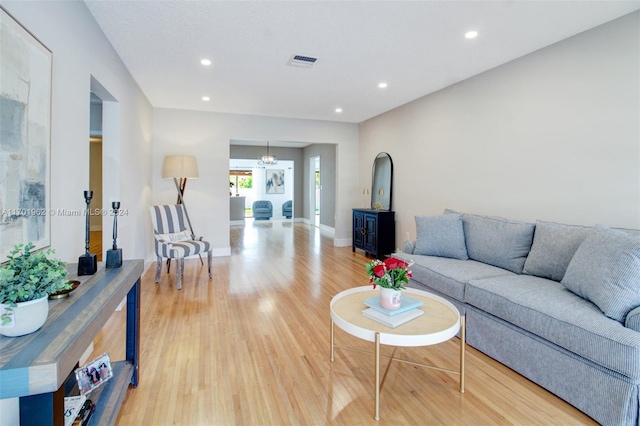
left=84, top=1, right=640, bottom=124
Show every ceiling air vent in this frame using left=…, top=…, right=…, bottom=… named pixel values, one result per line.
left=287, top=54, right=318, bottom=68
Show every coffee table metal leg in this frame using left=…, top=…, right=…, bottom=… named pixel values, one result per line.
left=380, top=346, right=397, bottom=391
left=375, top=332, right=381, bottom=421
left=331, top=320, right=334, bottom=362
left=460, top=315, right=466, bottom=393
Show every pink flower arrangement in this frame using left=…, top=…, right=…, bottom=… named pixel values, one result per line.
left=365, top=257, right=413, bottom=290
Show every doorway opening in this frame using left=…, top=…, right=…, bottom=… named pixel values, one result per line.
left=229, top=158, right=294, bottom=223
left=90, top=76, right=120, bottom=262
left=89, top=93, right=103, bottom=260
left=311, top=156, right=320, bottom=227
left=229, top=169, right=253, bottom=217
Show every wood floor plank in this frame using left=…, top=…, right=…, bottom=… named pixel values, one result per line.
left=90, top=221, right=597, bottom=425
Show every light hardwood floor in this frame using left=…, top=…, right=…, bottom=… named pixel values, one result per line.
left=92, top=221, right=596, bottom=425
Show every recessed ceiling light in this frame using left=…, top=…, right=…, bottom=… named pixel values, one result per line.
left=201, top=59, right=212, bottom=66
left=378, top=82, right=388, bottom=89
left=202, top=96, right=210, bottom=101
left=335, top=108, right=342, bottom=113
left=465, top=31, right=478, bottom=39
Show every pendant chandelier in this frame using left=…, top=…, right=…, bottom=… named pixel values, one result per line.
left=258, top=141, right=278, bottom=165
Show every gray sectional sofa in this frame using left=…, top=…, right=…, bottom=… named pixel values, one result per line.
left=393, top=210, right=640, bottom=426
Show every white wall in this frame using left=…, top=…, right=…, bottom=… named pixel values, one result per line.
left=152, top=109, right=358, bottom=254
left=0, top=1, right=153, bottom=423
left=2, top=1, right=154, bottom=263
left=360, top=11, right=640, bottom=247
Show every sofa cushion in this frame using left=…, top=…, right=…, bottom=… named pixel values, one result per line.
left=393, top=252, right=513, bottom=302
left=618, top=228, right=640, bottom=238
left=523, top=220, right=590, bottom=282
left=465, top=275, right=640, bottom=380
left=626, top=306, right=640, bottom=333
left=451, top=211, right=535, bottom=274
left=402, top=241, right=415, bottom=254
left=414, top=214, right=468, bottom=260
left=561, top=225, right=640, bottom=322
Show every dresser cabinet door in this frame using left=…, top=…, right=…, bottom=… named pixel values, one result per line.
left=353, top=211, right=366, bottom=248
left=363, top=213, right=377, bottom=253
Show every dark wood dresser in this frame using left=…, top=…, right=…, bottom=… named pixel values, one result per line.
left=352, top=209, right=396, bottom=258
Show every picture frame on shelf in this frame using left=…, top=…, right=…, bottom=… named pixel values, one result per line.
left=75, top=352, right=114, bottom=396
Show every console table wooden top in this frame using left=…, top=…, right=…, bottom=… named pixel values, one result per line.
left=0, top=259, right=144, bottom=399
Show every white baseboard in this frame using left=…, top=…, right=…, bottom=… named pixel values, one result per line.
left=144, top=259, right=155, bottom=272
left=333, top=237, right=352, bottom=247
left=181, top=247, right=231, bottom=258
left=149, top=247, right=231, bottom=265
left=319, top=224, right=335, bottom=236
left=212, top=247, right=231, bottom=257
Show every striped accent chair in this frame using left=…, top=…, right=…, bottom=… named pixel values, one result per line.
left=149, top=205, right=212, bottom=290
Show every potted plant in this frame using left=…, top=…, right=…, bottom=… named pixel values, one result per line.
left=365, top=257, right=413, bottom=310
left=0, top=242, right=72, bottom=337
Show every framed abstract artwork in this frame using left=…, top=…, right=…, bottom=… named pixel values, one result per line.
left=265, top=169, right=284, bottom=194
left=0, top=7, right=52, bottom=260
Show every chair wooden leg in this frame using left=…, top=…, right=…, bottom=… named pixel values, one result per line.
left=176, top=258, right=183, bottom=290
left=166, top=258, right=171, bottom=273
left=208, top=251, right=212, bottom=279
left=155, top=256, right=162, bottom=283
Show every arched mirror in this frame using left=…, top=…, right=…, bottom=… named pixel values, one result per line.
left=371, top=152, right=393, bottom=211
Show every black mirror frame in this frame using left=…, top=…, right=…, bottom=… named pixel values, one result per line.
left=371, top=152, right=393, bottom=211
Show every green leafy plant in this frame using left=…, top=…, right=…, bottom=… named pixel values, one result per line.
left=0, top=243, right=72, bottom=306
left=365, top=257, right=413, bottom=290
left=1, top=309, right=13, bottom=326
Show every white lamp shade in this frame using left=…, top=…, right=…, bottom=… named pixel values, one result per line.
left=162, top=155, right=199, bottom=179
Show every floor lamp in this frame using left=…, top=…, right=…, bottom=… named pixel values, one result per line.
left=162, top=155, right=203, bottom=265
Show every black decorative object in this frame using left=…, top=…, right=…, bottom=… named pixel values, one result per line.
left=106, top=201, right=122, bottom=269
left=78, top=190, right=97, bottom=275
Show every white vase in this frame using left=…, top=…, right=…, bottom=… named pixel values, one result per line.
left=0, top=296, right=49, bottom=337
left=379, top=287, right=402, bottom=310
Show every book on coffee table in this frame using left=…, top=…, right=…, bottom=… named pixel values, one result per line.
left=362, top=307, right=424, bottom=328
left=363, top=295, right=423, bottom=316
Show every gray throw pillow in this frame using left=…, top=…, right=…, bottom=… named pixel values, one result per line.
left=456, top=212, right=535, bottom=274
left=561, top=225, right=640, bottom=323
left=414, top=214, right=468, bottom=260
left=523, top=221, right=590, bottom=282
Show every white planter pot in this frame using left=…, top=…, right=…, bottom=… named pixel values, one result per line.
left=379, top=287, right=402, bottom=310
left=0, top=296, right=49, bottom=337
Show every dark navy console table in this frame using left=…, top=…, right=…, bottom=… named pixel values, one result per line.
left=0, top=259, right=143, bottom=425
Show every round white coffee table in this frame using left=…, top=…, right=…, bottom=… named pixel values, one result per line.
left=330, top=286, right=465, bottom=420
